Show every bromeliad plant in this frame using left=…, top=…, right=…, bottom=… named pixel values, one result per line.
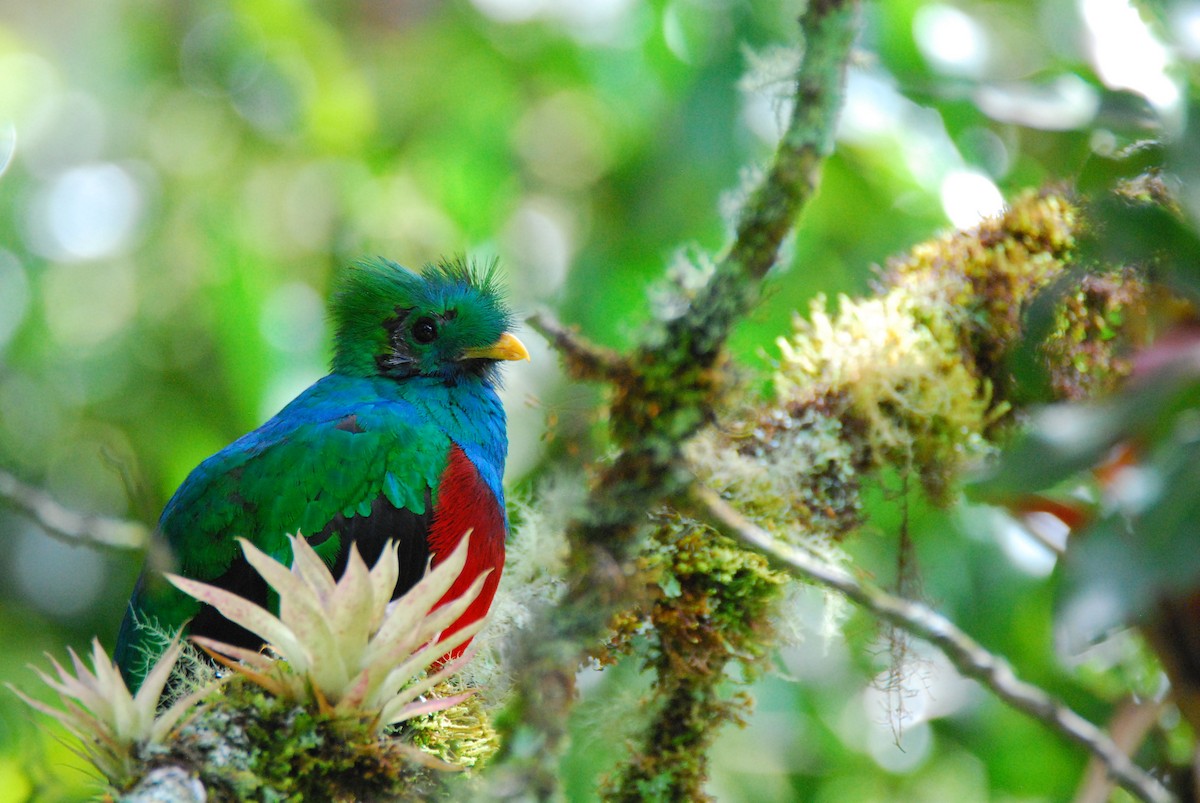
left=167, top=530, right=487, bottom=729
left=10, top=532, right=492, bottom=797
left=7, top=635, right=213, bottom=787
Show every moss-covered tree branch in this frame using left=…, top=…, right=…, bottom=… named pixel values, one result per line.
left=486, top=2, right=860, bottom=796
left=595, top=181, right=1167, bottom=800
left=690, top=484, right=1172, bottom=803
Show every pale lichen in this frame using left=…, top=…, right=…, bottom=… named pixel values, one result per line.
left=145, top=677, right=449, bottom=801
left=464, top=483, right=574, bottom=701
left=775, top=287, right=997, bottom=497
left=688, top=401, right=862, bottom=543
left=404, top=680, right=501, bottom=769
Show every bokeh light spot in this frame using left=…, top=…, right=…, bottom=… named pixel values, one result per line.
left=513, top=92, right=613, bottom=189
left=470, top=0, right=635, bottom=42
left=913, top=5, right=990, bottom=77
left=0, top=52, right=58, bottom=122
left=21, top=91, right=108, bottom=175
left=940, top=169, right=1005, bottom=229
left=1080, top=0, right=1179, bottom=112
left=260, top=281, right=327, bottom=355
left=838, top=69, right=904, bottom=143
left=32, top=163, right=143, bottom=261
left=146, top=90, right=238, bottom=177
left=0, top=123, right=15, bottom=179
left=42, top=259, right=138, bottom=348
left=502, top=197, right=574, bottom=300
left=1172, top=3, right=1200, bottom=58
left=471, top=0, right=544, bottom=23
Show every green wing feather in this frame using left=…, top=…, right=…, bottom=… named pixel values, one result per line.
left=115, top=375, right=451, bottom=685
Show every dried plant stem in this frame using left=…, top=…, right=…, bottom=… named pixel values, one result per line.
left=691, top=484, right=1175, bottom=803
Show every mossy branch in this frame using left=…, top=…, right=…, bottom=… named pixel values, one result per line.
left=527, top=311, right=626, bottom=383
left=690, top=484, right=1174, bottom=803
left=487, top=2, right=860, bottom=796
left=723, top=0, right=856, bottom=283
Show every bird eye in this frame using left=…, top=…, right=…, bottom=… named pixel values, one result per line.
left=411, top=317, right=438, bottom=344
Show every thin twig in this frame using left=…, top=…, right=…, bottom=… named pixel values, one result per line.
left=0, top=468, right=149, bottom=550
left=1074, top=693, right=1171, bottom=803
left=526, top=310, right=627, bottom=381
left=691, top=484, right=1175, bottom=803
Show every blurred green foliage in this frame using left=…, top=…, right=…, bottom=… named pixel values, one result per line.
left=0, top=0, right=1195, bottom=799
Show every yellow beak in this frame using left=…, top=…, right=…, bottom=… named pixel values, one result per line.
left=462, top=332, right=531, bottom=362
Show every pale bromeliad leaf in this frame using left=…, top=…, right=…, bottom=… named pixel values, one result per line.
left=167, top=530, right=488, bottom=729
left=7, top=634, right=214, bottom=786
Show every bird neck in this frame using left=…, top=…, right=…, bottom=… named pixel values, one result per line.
left=387, top=374, right=509, bottom=499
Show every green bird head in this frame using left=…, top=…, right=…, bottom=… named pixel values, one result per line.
left=330, top=257, right=529, bottom=382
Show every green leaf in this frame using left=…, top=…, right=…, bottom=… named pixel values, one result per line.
left=1076, top=140, right=1166, bottom=196
left=972, top=370, right=1200, bottom=500
left=1083, top=197, right=1200, bottom=304
left=969, top=403, right=1123, bottom=499
left=1062, top=434, right=1200, bottom=627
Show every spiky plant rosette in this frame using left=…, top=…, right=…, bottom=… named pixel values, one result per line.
left=7, top=635, right=214, bottom=786
left=167, top=531, right=488, bottom=730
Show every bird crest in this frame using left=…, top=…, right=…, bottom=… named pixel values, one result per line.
left=329, top=257, right=520, bottom=381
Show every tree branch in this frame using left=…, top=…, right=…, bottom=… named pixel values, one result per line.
left=690, top=484, right=1174, bottom=803
left=0, top=468, right=148, bottom=550
left=526, top=310, right=627, bottom=382
left=488, top=2, right=860, bottom=795
left=721, top=0, right=853, bottom=284
left=1074, top=693, right=1171, bottom=803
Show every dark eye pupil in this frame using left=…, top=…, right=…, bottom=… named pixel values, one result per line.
left=412, top=317, right=438, bottom=344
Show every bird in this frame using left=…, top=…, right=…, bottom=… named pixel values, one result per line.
left=115, top=256, right=529, bottom=690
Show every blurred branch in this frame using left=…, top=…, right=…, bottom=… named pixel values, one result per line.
left=722, top=0, right=845, bottom=285
left=0, top=468, right=148, bottom=550
left=690, top=485, right=1174, bottom=803
left=1074, top=693, right=1171, bottom=803
left=489, top=1, right=859, bottom=796
left=526, top=311, right=627, bottom=381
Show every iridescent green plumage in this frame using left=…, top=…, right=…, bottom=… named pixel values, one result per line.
left=116, top=257, right=527, bottom=688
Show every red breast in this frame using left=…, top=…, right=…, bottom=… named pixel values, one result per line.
left=427, top=444, right=506, bottom=654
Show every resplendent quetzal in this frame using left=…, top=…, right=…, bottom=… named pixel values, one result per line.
left=115, top=257, right=529, bottom=689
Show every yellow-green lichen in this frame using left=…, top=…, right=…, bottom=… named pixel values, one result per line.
left=775, top=287, right=997, bottom=497
left=603, top=514, right=788, bottom=801
left=1043, top=269, right=1149, bottom=400
left=752, top=191, right=1087, bottom=503
left=885, top=189, right=1080, bottom=383
left=404, top=682, right=501, bottom=769
left=606, top=513, right=788, bottom=669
